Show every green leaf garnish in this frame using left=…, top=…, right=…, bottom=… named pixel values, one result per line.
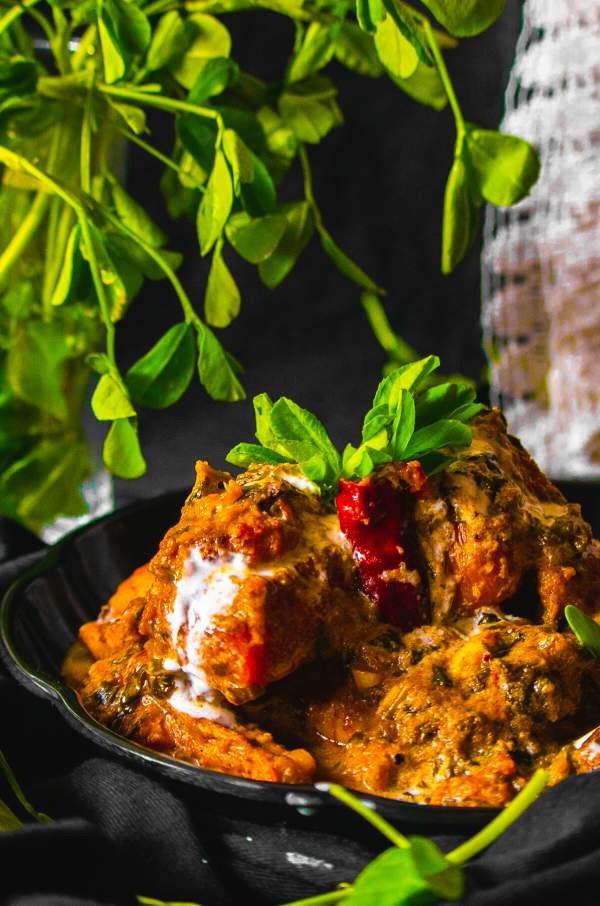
left=565, top=605, right=600, bottom=660
left=227, top=355, right=482, bottom=497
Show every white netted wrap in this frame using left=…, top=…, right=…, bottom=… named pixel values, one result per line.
left=482, top=0, right=600, bottom=478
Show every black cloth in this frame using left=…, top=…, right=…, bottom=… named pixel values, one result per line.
left=3, top=520, right=600, bottom=906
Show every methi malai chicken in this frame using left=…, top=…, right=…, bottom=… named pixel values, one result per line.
left=63, top=409, right=600, bottom=804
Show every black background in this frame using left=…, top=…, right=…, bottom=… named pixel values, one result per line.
left=109, top=2, right=521, bottom=503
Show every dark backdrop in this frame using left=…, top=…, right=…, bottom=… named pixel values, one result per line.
left=111, top=4, right=521, bottom=503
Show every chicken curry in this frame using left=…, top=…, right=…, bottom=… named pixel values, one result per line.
left=62, top=410, right=600, bottom=806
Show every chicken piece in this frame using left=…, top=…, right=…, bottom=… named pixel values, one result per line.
left=76, top=645, right=315, bottom=783
left=78, top=564, right=152, bottom=660
left=139, top=461, right=358, bottom=705
left=246, top=616, right=600, bottom=805
left=415, top=408, right=600, bottom=625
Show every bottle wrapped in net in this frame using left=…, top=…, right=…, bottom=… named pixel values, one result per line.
left=482, top=0, right=600, bottom=477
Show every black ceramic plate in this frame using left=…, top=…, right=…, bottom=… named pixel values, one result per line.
left=2, top=490, right=528, bottom=831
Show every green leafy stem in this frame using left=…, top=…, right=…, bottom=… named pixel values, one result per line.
left=0, top=0, right=539, bottom=532
left=227, top=354, right=483, bottom=499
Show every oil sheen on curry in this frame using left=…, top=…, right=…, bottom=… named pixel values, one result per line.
left=63, top=410, right=600, bottom=807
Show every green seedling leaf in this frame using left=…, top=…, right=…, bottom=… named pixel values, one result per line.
left=92, top=373, right=136, bottom=420
left=177, top=114, right=218, bottom=177
left=110, top=181, right=166, bottom=248
left=204, top=244, right=241, bottom=328
left=107, top=98, right=147, bottom=135
left=279, top=77, right=343, bottom=144
left=390, top=57, right=447, bottom=109
left=188, top=57, right=239, bottom=105
left=420, top=0, right=505, bottom=37
left=197, top=150, right=233, bottom=255
left=146, top=10, right=188, bottom=73
left=222, top=129, right=254, bottom=192
left=98, top=0, right=151, bottom=84
left=320, top=232, right=383, bottom=294
left=565, top=605, right=600, bottom=660
left=441, top=157, right=477, bottom=274
left=373, top=355, right=441, bottom=407
left=390, top=388, right=416, bottom=458
left=50, top=224, right=83, bottom=307
left=403, top=418, right=472, bottom=459
left=343, top=443, right=392, bottom=479
left=258, top=201, right=314, bottom=288
left=356, top=0, right=386, bottom=34
left=334, top=23, right=383, bottom=77
left=239, top=150, right=276, bottom=216
left=374, top=14, right=419, bottom=80
left=414, top=382, right=479, bottom=428
left=6, top=321, right=70, bottom=421
left=465, top=126, right=541, bottom=207
left=170, top=14, right=232, bottom=89
left=226, top=443, right=288, bottom=468
left=288, top=22, right=336, bottom=84
left=0, top=750, right=52, bottom=826
left=103, top=417, right=146, bottom=478
left=253, top=392, right=277, bottom=448
left=195, top=322, right=246, bottom=401
left=269, top=396, right=341, bottom=490
left=126, top=323, right=196, bottom=408
left=80, top=224, right=128, bottom=322
left=225, top=211, right=286, bottom=263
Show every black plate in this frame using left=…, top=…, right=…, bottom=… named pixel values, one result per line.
left=10, top=486, right=595, bottom=833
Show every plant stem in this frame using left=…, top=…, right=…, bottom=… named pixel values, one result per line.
left=446, top=770, right=548, bottom=866
left=112, top=125, right=182, bottom=175
left=81, top=82, right=94, bottom=196
left=0, top=190, right=50, bottom=287
left=103, top=209, right=198, bottom=326
left=278, top=891, right=348, bottom=906
left=98, top=83, right=223, bottom=130
left=0, top=751, right=51, bottom=824
left=298, top=144, right=325, bottom=233
left=325, top=784, right=411, bottom=850
left=0, top=0, right=43, bottom=39
left=361, top=292, right=419, bottom=364
left=423, top=18, right=464, bottom=139
left=78, top=214, right=116, bottom=365
left=72, top=25, right=97, bottom=71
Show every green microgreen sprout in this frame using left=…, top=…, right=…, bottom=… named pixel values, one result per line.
left=226, top=354, right=483, bottom=500
left=565, top=604, right=600, bottom=661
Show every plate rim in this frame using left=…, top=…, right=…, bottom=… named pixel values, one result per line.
left=0, top=491, right=500, bottom=827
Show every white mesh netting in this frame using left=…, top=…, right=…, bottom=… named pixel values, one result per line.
left=482, top=0, right=600, bottom=478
